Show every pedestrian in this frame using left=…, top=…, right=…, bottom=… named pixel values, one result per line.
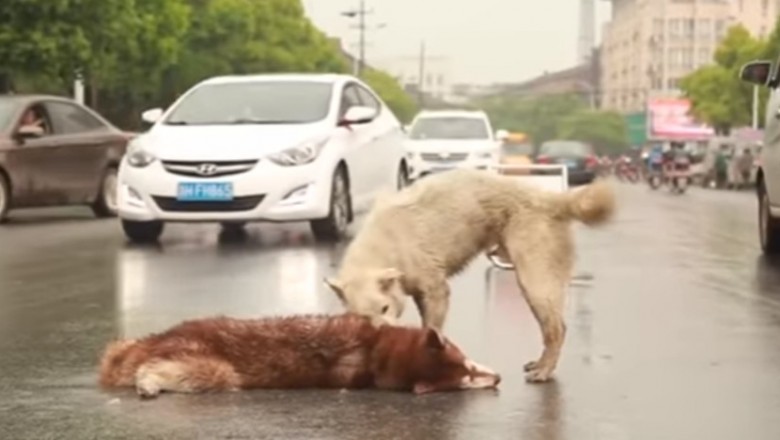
left=714, top=145, right=729, bottom=189
left=737, top=148, right=754, bottom=190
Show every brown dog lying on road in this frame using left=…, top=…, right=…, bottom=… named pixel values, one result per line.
left=98, top=314, right=500, bottom=398
left=325, top=168, right=615, bottom=383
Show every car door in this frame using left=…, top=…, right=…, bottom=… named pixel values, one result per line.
left=42, top=100, right=116, bottom=203
left=764, top=85, right=780, bottom=206
left=332, top=82, right=374, bottom=211
left=4, top=102, right=62, bottom=207
left=354, top=83, right=404, bottom=194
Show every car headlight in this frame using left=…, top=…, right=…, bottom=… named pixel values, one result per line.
left=126, top=142, right=157, bottom=168
left=268, top=138, right=328, bottom=166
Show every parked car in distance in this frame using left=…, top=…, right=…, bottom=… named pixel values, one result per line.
left=535, top=140, right=599, bottom=185
left=0, top=95, right=132, bottom=222
left=739, top=59, right=780, bottom=254
left=117, top=73, right=407, bottom=243
left=403, top=109, right=507, bottom=180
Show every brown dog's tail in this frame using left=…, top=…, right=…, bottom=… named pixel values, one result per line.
left=558, top=179, right=616, bottom=226
left=98, top=339, right=139, bottom=388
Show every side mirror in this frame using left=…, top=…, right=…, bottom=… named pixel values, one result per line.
left=141, top=108, right=164, bottom=124
left=739, top=61, right=772, bottom=86
left=339, top=105, right=377, bottom=127
left=495, top=129, right=509, bottom=141
left=15, top=125, right=44, bottom=141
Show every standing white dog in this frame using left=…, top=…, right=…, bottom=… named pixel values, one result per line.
left=325, top=168, right=615, bottom=382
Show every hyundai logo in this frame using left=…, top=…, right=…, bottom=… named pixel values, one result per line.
left=196, top=163, right=219, bottom=176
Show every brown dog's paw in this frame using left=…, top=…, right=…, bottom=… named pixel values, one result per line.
left=136, top=382, right=161, bottom=399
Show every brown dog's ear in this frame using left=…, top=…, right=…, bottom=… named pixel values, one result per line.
left=424, top=327, right=446, bottom=350
left=324, top=277, right=346, bottom=302
left=377, top=268, right=403, bottom=291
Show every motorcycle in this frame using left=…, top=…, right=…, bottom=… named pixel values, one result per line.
left=664, top=156, right=691, bottom=194
left=616, top=159, right=640, bottom=183
left=647, top=161, right=663, bottom=190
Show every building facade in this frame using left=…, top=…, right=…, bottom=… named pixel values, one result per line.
left=374, top=55, right=453, bottom=101
left=600, top=0, right=778, bottom=113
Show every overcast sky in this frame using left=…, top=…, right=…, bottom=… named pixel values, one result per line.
left=302, top=0, right=612, bottom=85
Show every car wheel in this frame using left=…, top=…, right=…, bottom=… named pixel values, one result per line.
left=220, top=221, right=246, bottom=231
left=310, top=168, right=351, bottom=242
left=397, top=163, right=410, bottom=190
left=92, top=167, right=118, bottom=218
left=0, top=173, right=10, bottom=223
left=122, top=219, right=164, bottom=243
left=759, top=184, right=780, bottom=254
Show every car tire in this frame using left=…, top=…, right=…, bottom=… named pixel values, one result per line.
left=397, top=163, right=410, bottom=190
left=220, top=221, right=246, bottom=231
left=0, top=173, right=10, bottom=223
left=92, top=167, right=119, bottom=218
left=122, top=219, right=164, bottom=243
left=759, top=183, right=780, bottom=255
left=310, top=167, right=351, bottom=242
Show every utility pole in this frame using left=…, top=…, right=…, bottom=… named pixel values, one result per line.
left=417, top=40, right=426, bottom=108
left=341, top=1, right=385, bottom=77
left=358, top=0, right=366, bottom=76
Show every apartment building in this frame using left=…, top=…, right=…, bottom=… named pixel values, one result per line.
left=600, top=0, right=778, bottom=113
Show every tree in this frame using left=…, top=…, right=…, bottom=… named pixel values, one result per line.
left=679, top=24, right=767, bottom=135
left=477, top=93, right=588, bottom=145
left=557, top=110, right=630, bottom=155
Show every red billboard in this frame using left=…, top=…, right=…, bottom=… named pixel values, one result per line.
left=647, top=98, right=714, bottom=140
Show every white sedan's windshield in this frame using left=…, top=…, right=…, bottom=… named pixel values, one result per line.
left=409, top=117, right=490, bottom=140
left=164, top=81, right=333, bottom=125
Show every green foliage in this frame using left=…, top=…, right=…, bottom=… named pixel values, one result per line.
left=557, top=110, right=630, bottom=155
left=476, top=92, right=629, bottom=154
left=361, top=68, right=418, bottom=123
left=0, top=0, right=393, bottom=130
left=680, top=24, right=768, bottom=135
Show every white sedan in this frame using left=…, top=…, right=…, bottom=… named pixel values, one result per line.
left=117, top=73, right=408, bottom=243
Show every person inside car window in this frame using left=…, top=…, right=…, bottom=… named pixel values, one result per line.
left=19, top=108, right=45, bottom=132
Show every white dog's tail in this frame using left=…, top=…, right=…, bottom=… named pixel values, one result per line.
left=557, top=179, right=616, bottom=226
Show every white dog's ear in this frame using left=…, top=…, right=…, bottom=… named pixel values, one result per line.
left=377, top=268, right=403, bottom=291
left=324, top=277, right=346, bottom=301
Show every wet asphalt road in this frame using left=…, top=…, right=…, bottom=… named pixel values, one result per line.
left=3, top=182, right=780, bottom=440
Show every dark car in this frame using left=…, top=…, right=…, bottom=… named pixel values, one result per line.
left=0, top=95, right=132, bottom=222
left=535, top=140, right=598, bottom=185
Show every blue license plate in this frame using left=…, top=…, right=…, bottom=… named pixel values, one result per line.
left=564, top=160, right=577, bottom=168
left=177, top=182, right=233, bottom=201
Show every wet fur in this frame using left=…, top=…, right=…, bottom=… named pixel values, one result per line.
left=328, top=169, right=615, bottom=383
left=98, top=314, right=494, bottom=398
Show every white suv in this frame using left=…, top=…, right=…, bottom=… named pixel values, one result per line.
left=403, top=110, right=507, bottom=180
left=117, top=73, right=407, bottom=243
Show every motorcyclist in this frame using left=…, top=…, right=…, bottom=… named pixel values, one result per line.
left=647, top=144, right=664, bottom=174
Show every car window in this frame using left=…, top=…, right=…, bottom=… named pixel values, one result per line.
left=539, top=141, right=592, bottom=156
left=339, top=84, right=362, bottom=117
left=45, top=101, right=107, bottom=135
left=355, top=85, right=381, bottom=112
left=408, top=116, right=490, bottom=140
left=164, top=81, right=333, bottom=125
left=0, top=100, right=18, bottom=133
left=18, top=103, right=54, bottom=136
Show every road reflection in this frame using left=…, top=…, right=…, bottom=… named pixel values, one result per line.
left=114, top=228, right=344, bottom=338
